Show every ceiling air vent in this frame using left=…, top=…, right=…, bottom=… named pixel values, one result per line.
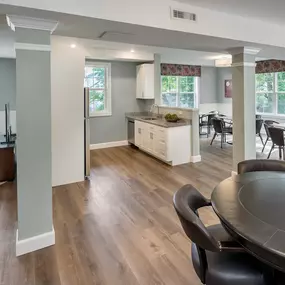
left=171, top=8, right=197, bottom=22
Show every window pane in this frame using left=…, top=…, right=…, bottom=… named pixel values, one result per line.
left=256, top=73, right=274, bottom=92
left=277, top=72, right=285, bottom=92
left=256, top=93, right=273, bottom=113
left=180, top=93, right=194, bottom=108
left=161, top=76, right=178, bottom=93
left=278, top=94, right=285, bottom=114
left=89, top=90, right=105, bottom=112
left=180, top=77, right=194, bottom=92
left=162, top=93, right=177, bottom=107
left=84, top=67, right=105, bottom=88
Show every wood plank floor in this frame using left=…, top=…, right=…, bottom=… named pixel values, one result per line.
left=0, top=136, right=277, bottom=285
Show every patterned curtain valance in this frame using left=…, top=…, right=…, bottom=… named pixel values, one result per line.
left=161, top=63, right=201, bottom=77
left=256, top=60, right=285, bottom=74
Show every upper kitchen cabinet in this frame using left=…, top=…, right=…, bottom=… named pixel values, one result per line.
left=136, top=63, right=154, bottom=99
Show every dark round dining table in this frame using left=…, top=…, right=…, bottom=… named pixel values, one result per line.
left=211, top=171, right=285, bottom=273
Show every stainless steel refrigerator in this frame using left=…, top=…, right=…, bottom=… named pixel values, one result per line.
left=84, top=88, right=91, bottom=177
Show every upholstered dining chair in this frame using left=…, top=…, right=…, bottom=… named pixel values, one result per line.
left=238, top=159, right=285, bottom=174
left=267, top=127, right=285, bottom=159
left=210, top=118, right=232, bottom=148
left=173, top=184, right=271, bottom=285
left=262, top=120, right=279, bottom=153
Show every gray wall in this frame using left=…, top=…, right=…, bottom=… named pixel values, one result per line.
left=217, top=67, right=232, bottom=103
left=16, top=28, right=53, bottom=240
left=0, top=58, right=16, bottom=110
left=200, top=66, right=218, bottom=104
left=90, top=61, right=146, bottom=144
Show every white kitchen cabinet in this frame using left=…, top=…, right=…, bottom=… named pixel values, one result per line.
left=136, top=64, right=154, bottom=99
left=134, top=120, right=191, bottom=166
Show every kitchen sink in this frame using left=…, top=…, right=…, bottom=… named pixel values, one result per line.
left=143, top=117, right=159, bottom=121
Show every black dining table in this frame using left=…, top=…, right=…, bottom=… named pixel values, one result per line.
left=211, top=171, right=285, bottom=273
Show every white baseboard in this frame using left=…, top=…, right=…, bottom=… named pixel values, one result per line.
left=16, top=226, right=55, bottom=256
left=90, top=140, right=129, bottom=150
left=191, top=155, right=202, bottom=163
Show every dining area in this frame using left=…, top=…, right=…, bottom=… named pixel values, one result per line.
left=200, top=111, right=285, bottom=160
left=173, top=158, right=285, bottom=285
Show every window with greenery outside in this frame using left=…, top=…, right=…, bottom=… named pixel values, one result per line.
left=161, top=76, right=196, bottom=108
left=84, top=66, right=106, bottom=112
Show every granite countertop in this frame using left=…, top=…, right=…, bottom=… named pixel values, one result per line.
left=125, top=112, right=191, bottom=128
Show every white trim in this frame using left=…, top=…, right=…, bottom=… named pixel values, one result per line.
left=16, top=226, right=55, bottom=256
left=191, top=155, right=201, bottom=163
left=228, top=47, right=261, bottom=56
left=15, top=43, right=51, bottom=52
left=231, top=62, right=256, bottom=67
left=90, top=140, right=128, bottom=150
left=6, top=15, right=58, bottom=33
left=231, top=171, right=238, bottom=179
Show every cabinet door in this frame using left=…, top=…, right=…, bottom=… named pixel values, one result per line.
left=135, top=121, right=142, bottom=147
left=143, top=64, right=154, bottom=99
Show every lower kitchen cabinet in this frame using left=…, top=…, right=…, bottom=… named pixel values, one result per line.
left=134, top=120, right=191, bottom=166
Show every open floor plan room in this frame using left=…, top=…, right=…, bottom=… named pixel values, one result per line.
left=0, top=139, right=237, bottom=285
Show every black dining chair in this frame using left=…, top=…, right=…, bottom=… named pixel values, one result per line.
left=210, top=118, right=232, bottom=148
left=173, top=184, right=271, bottom=285
left=256, top=119, right=264, bottom=146
left=262, top=120, right=279, bottom=153
left=238, top=159, right=285, bottom=174
left=200, top=114, right=216, bottom=137
left=256, top=115, right=262, bottom=119
left=267, top=127, right=285, bottom=160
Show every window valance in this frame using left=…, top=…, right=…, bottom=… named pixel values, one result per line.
left=256, top=60, right=285, bottom=74
left=161, top=63, right=201, bottom=77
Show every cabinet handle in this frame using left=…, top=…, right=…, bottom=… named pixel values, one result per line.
left=150, top=133, right=153, bottom=139
left=138, top=128, right=141, bottom=134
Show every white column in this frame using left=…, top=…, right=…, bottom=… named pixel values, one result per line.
left=229, top=47, right=260, bottom=175
left=7, top=15, right=58, bottom=256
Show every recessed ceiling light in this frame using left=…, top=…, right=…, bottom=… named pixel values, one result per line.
left=70, top=44, right=76, bottom=49
left=131, top=49, right=135, bottom=53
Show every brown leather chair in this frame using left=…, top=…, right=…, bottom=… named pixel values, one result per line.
left=238, top=159, right=285, bottom=174
left=173, top=184, right=271, bottom=285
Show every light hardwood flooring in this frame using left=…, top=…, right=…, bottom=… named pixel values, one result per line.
left=0, top=136, right=278, bottom=285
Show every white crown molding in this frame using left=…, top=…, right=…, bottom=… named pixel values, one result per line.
left=227, top=47, right=261, bottom=56
left=232, top=62, right=256, bottom=67
left=15, top=42, right=51, bottom=52
left=6, top=15, right=58, bottom=33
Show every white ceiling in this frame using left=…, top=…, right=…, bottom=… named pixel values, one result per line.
left=1, top=5, right=285, bottom=61
left=176, top=0, right=285, bottom=25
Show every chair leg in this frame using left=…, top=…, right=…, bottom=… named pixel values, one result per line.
left=221, top=134, right=223, bottom=149
left=259, top=133, right=264, bottom=146
left=267, top=144, right=275, bottom=159
left=283, top=147, right=285, bottom=161
left=262, top=137, right=268, bottom=153
left=210, top=133, right=216, bottom=145
left=279, top=147, right=282, bottom=160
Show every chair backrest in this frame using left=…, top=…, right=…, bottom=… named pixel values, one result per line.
left=256, top=119, right=263, bottom=134
left=212, top=118, right=223, bottom=134
left=268, top=126, right=285, bottom=146
left=256, top=115, right=262, bottom=119
left=173, top=185, right=220, bottom=251
left=264, top=120, right=279, bottom=137
left=207, top=114, right=216, bottom=125
left=238, top=159, right=285, bottom=174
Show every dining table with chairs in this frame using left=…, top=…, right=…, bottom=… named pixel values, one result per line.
left=173, top=159, right=285, bottom=285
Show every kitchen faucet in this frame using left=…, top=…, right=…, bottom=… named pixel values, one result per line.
left=150, top=104, right=160, bottom=118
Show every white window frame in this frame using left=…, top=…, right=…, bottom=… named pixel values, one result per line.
left=256, top=72, right=285, bottom=117
left=160, top=76, right=199, bottom=109
left=85, top=62, right=112, bottom=117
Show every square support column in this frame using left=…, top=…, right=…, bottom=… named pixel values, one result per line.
left=229, top=47, right=260, bottom=175
left=7, top=15, right=58, bottom=256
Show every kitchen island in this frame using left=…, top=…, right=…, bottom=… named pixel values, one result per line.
left=126, top=112, right=191, bottom=166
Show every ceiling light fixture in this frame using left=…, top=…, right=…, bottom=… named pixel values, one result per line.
left=131, top=49, right=135, bottom=53
left=70, top=44, right=76, bottom=49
